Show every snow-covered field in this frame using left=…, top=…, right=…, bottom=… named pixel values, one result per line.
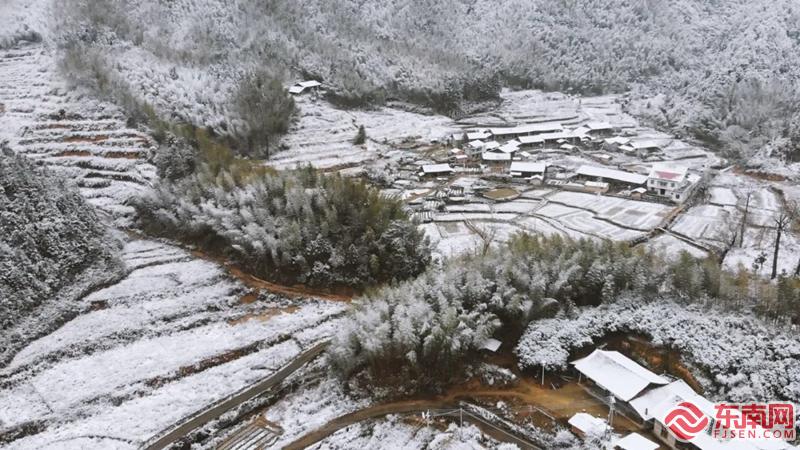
left=1, top=240, right=347, bottom=449
left=0, top=44, right=156, bottom=227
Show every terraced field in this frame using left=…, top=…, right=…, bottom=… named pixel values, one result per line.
left=0, top=43, right=347, bottom=450
left=0, top=44, right=156, bottom=226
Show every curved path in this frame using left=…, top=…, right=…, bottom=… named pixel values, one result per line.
left=143, top=340, right=330, bottom=450
left=282, top=399, right=541, bottom=450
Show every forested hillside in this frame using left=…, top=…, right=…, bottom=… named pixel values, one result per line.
left=55, top=0, right=800, bottom=159
left=0, top=150, right=122, bottom=364
left=134, top=156, right=431, bottom=288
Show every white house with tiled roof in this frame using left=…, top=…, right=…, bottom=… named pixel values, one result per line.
left=647, top=163, right=695, bottom=203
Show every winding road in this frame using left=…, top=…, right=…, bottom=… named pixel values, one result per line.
left=282, top=399, right=542, bottom=450
left=143, top=340, right=330, bottom=450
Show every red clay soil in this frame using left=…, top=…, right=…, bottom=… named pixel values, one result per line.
left=62, top=134, right=109, bottom=143
left=190, top=250, right=354, bottom=302
left=104, top=151, right=142, bottom=159
left=55, top=150, right=92, bottom=157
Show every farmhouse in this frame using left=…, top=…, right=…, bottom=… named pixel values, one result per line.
left=467, top=131, right=491, bottom=141
left=482, top=151, right=511, bottom=164
left=572, top=349, right=669, bottom=402
left=630, top=140, right=664, bottom=156
left=509, top=162, right=546, bottom=179
left=489, top=123, right=564, bottom=139
left=519, top=130, right=584, bottom=147
left=647, top=163, right=698, bottom=203
left=419, top=163, right=454, bottom=178
left=572, top=351, right=800, bottom=450
left=584, top=121, right=615, bottom=136
left=574, top=165, right=648, bottom=190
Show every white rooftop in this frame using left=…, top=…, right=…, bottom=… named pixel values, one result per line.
left=510, top=162, right=547, bottom=173
left=631, top=140, right=665, bottom=150
left=482, top=152, right=511, bottom=161
left=605, top=136, right=631, bottom=145
left=489, top=123, right=564, bottom=136
left=631, top=380, right=797, bottom=450
left=568, top=412, right=609, bottom=436
left=467, top=131, right=491, bottom=140
left=571, top=349, right=669, bottom=402
left=519, top=130, right=582, bottom=144
left=576, top=165, right=648, bottom=185
left=649, top=163, right=688, bottom=183
left=288, top=85, right=304, bottom=94
left=612, top=433, right=659, bottom=450
left=586, top=121, right=614, bottom=131
left=298, top=80, right=322, bottom=88
left=421, top=163, right=454, bottom=174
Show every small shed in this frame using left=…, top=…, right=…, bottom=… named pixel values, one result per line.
left=568, top=413, right=609, bottom=439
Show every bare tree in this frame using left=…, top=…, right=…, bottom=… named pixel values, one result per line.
left=739, top=189, right=752, bottom=247
left=771, top=212, right=791, bottom=279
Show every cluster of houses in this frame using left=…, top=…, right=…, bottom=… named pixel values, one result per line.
left=418, top=160, right=700, bottom=204
left=568, top=349, right=797, bottom=450
left=429, top=120, right=702, bottom=204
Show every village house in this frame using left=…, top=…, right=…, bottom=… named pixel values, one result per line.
left=631, top=140, right=664, bottom=157
left=584, top=121, right=616, bottom=137
left=509, top=161, right=547, bottom=180
left=647, top=163, right=698, bottom=203
left=489, top=123, right=564, bottom=140
left=419, top=163, right=454, bottom=178
left=574, top=165, right=648, bottom=190
left=518, top=130, right=584, bottom=148
left=572, top=350, right=799, bottom=450
left=481, top=151, right=511, bottom=171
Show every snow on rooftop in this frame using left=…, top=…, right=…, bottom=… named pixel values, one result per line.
left=586, top=121, right=614, bottom=130
left=510, top=162, right=547, bottom=173
left=576, top=165, right=648, bottom=185
left=649, top=163, right=688, bottom=183
left=421, top=163, right=453, bottom=174
left=482, top=151, right=511, bottom=161
left=571, top=349, right=668, bottom=401
left=605, top=136, right=631, bottom=145
left=568, top=412, right=608, bottom=435
left=467, top=131, right=490, bottom=140
left=298, top=80, right=322, bottom=88
left=489, top=123, right=563, bottom=136
left=519, top=130, right=582, bottom=144
left=631, top=140, right=665, bottom=149
left=612, top=432, right=659, bottom=450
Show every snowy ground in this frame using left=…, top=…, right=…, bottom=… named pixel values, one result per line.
left=0, top=240, right=347, bottom=449
left=0, top=39, right=348, bottom=449
left=0, top=44, right=156, bottom=227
